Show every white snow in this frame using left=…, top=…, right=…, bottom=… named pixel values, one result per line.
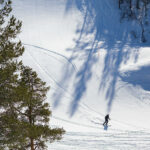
left=12, top=0, right=150, bottom=149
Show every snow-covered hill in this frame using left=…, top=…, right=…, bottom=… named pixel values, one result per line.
left=13, top=0, right=150, bottom=149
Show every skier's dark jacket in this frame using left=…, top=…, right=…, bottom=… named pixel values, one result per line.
left=105, top=115, right=110, bottom=121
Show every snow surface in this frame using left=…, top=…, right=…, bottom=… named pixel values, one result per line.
left=12, top=0, right=150, bottom=149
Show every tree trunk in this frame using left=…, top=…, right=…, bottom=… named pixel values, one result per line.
left=29, top=104, right=34, bottom=150
left=136, top=0, right=140, bottom=9
left=31, top=138, right=34, bottom=150
left=129, top=0, right=133, bottom=17
left=129, top=0, right=132, bottom=9
left=119, top=0, right=121, bottom=9
left=118, top=0, right=123, bottom=9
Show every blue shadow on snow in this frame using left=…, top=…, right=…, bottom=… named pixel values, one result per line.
left=53, top=0, right=150, bottom=116
left=120, top=65, right=150, bottom=91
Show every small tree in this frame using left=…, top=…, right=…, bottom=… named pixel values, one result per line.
left=10, top=66, right=65, bottom=150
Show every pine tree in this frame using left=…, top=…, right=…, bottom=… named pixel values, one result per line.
left=7, top=66, right=65, bottom=150
left=0, top=0, right=24, bottom=149
left=136, top=0, right=140, bottom=9
left=0, top=1, right=65, bottom=149
left=0, top=0, right=24, bottom=105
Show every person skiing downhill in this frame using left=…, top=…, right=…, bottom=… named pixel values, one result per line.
left=103, top=114, right=110, bottom=126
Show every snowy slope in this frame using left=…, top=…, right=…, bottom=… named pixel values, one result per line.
left=12, top=0, right=150, bottom=149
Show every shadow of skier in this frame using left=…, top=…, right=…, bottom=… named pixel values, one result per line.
left=104, top=124, right=109, bottom=131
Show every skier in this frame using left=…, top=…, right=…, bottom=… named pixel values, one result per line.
left=103, top=114, right=110, bottom=126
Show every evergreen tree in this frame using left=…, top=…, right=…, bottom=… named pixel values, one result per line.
left=0, top=1, right=65, bottom=149
left=0, top=0, right=24, bottom=148
left=5, top=66, right=65, bottom=150
left=0, top=0, right=24, bottom=105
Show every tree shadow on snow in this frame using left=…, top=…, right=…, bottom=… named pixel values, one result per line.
left=52, top=0, right=150, bottom=117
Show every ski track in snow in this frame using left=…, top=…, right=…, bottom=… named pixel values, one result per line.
left=23, top=43, right=77, bottom=71
left=25, top=45, right=73, bottom=99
